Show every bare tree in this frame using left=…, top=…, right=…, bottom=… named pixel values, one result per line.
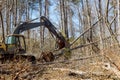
left=39, top=0, right=44, bottom=49
left=118, top=0, right=120, bottom=44
left=104, top=0, right=120, bottom=47
left=0, top=11, right=5, bottom=42
left=60, top=0, right=69, bottom=39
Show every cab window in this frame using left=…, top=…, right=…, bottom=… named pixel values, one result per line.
left=6, top=36, right=16, bottom=44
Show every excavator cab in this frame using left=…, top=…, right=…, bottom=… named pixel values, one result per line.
left=5, top=34, right=26, bottom=54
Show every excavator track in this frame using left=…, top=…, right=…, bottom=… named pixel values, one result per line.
left=0, top=51, right=55, bottom=64
left=0, top=54, right=36, bottom=64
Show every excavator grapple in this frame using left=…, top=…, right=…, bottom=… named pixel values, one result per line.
left=41, top=52, right=55, bottom=62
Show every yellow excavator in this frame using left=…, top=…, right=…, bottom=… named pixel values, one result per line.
left=0, top=16, right=68, bottom=63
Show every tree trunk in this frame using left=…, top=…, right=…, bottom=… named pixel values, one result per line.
left=45, top=0, right=49, bottom=18
left=60, top=0, right=69, bottom=39
left=0, top=11, right=5, bottom=42
left=13, top=0, right=17, bottom=27
left=105, top=0, right=120, bottom=48
left=60, top=0, right=63, bottom=30
left=6, top=0, right=10, bottom=35
left=98, top=0, right=104, bottom=54
left=69, top=7, right=74, bottom=38
left=118, top=0, right=120, bottom=44
left=64, top=0, right=69, bottom=38
left=39, top=0, right=44, bottom=49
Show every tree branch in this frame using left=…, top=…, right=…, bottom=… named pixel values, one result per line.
left=70, top=17, right=102, bottom=47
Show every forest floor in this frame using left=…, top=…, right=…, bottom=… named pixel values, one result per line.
left=0, top=57, right=120, bottom=80
left=0, top=54, right=120, bottom=80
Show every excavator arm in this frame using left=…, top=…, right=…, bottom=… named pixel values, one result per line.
left=13, top=16, right=67, bottom=49
left=13, top=22, right=44, bottom=34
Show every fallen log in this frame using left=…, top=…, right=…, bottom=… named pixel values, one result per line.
left=36, top=55, right=102, bottom=65
left=53, top=68, right=110, bottom=79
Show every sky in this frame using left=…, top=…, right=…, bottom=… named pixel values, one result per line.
left=19, top=0, right=119, bottom=39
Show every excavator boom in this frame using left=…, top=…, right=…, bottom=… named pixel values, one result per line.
left=13, top=16, right=67, bottom=49
left=14, top=17, right=61, bottom=39
left=13, top=22, right=44, bottom=34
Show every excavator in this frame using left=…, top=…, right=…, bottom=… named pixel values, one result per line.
left=0, top=16, right=68, bottom=63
